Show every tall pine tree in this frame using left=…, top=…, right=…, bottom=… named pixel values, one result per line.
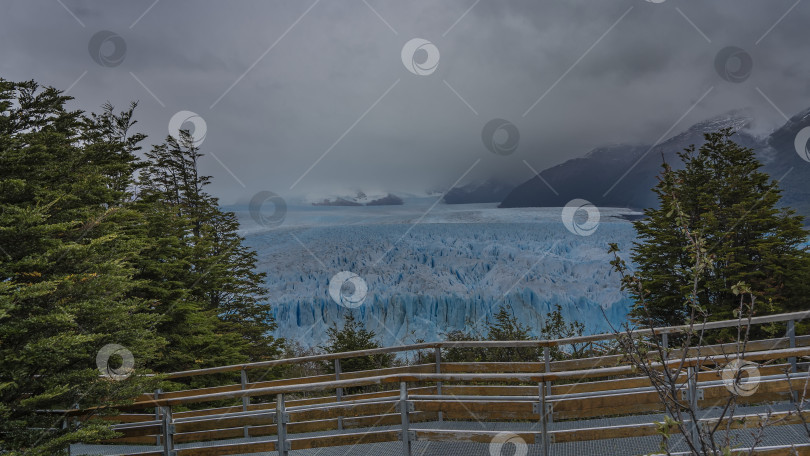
left=0, top=80, right=161, bottom=455
left=629, top=129, right=810, bottom=327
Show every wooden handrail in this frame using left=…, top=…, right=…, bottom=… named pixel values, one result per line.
left=160, top=310, right=810, bottom=380
left=129, top=346, right=810, bottom=409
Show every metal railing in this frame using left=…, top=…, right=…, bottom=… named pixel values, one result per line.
left=85, top=311, right=810, bottom=456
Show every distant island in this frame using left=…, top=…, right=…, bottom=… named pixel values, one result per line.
left=313, top=192, right=404, bottom=207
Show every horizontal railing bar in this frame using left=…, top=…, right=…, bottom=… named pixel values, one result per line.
left=156, top=310, right=810, bottom=379
left=124, top=346, right=810, bottom=408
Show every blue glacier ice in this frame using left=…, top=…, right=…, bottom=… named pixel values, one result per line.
left=235, top=203, right=640, bottom=348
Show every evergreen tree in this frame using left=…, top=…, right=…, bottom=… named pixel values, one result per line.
left=629, top=129, right=810, bottom=327
left=0, top=80, right=161, bottom=454
left=136, top=130, right=280, bottom=375
left=321, top=313, right=393, bottom=373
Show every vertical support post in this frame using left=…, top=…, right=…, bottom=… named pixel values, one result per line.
left=543, top=346, right=553, bottom=423
left=400, top=382, right=412, bottom=456
left=662, top=332, right=669, bottom=357
left=434, top=346, right=443, bottom=422
left=788, top=320, right=797, bottom=373
left=687, top=366, right=700, bottom=445
left=276, top=393, right=289, bottom=456
left=240, top=368, right=250, bottom=438
left=154, top=389, right=162, bottom=446
left=788, top=319, right=797, bottom=403
left=334, top=358, right=343, bottom=431
left=160, top=406, right=174, bottom=456
left=538, top=382, right=549, bottom=456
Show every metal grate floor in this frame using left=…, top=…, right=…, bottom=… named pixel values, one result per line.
left=71, top=403, right=809, bottom=456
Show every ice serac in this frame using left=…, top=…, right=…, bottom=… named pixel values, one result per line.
left=243, top=206, right=639, bottom=347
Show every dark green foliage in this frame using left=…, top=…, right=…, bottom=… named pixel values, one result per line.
left=0, top=77, right=284, bottom=452
left=443, top=305, right=540, bottom=363
left=321, top=313, right=393, bottom=374
left=628, top=129, right=810, bottom=327
left=0, top=80, right=162, bottom=454
left=135, top=131, right=281, bottom=379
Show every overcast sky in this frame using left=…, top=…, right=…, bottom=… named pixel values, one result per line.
left=2, top=0, right=809, bottom=204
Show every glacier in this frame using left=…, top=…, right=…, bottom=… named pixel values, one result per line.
left=233, top=202, right=640, bottom=348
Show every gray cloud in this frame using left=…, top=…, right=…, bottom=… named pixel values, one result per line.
left=2, top=0, right=809, bottom=203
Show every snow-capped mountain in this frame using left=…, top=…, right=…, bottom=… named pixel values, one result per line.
left=500, top=111, right=761, bottom=210
left=443, top=179, right=516, bottom=204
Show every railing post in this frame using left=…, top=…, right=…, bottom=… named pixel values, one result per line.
left=399, top=381, right=412, bottom=456
left=434, top=346, right=443, bottom=422
left=276, top=393, right=289, bottom=456
left=543, top=346, right=553, bottom=423
left=687, top=366, right=700, bottom=445
left=787, top=320, right=797, bottom=373
left=240, top=368, right=250, bottom=438
left=662, top=332, right=669, bottom=357
left=154, top=389, right=162, bottom=446
left=334, top=358, right=343, bottom=431
left=788, top=319, right=798, bottom=403
left=538, top=381, right=550, bottom=456
left=160, top=405, right=175, bottom=456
